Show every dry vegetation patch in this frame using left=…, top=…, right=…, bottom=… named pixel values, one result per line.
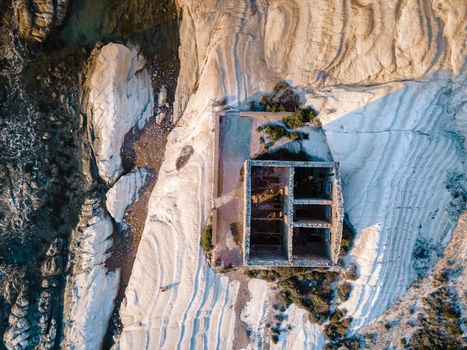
left=242, top=219, right=360, bottom=347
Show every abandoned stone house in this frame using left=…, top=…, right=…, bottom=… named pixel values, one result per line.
left=243, top=160, right=344, bottom=267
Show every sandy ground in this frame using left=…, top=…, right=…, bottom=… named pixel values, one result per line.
left=214, top=111, right=293, bottom=266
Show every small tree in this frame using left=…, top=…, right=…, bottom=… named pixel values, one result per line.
left=264, top=124, right=287, bottom=142
left=201, top=225, right=213, bottom=252
left=283, top=108, right=317, bottom=129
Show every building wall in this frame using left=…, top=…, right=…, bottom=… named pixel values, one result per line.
left=330, top=163, right=344, bottom=263
left=243, top=160, right=344, bottom=267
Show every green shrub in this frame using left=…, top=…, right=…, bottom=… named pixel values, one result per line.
left=340, top=219, right=356, bottom=256
left=245, top=269, right=278, bottom=282
left=330, top=309, right=345, bottom=324
left=273, top=313, right=287, bottom=322
left=344, top=264, right=359, bottom=281
left=337, top=282, right=352, bottom=301
left=264, top=124, right=287, bottom=142
left=310, top=294, right=329, bottom=315
left=326, top=335, right=363, bottom=350
left=313, top=117, right=322, bottom=128
left=324, top=315, right=355, bottom=348
left=212, top=97, right=227, bottom=108
left=271, top=327, right=281, bottom=335
left=308, top=109, right=317, bottom=120
left=410, top=287, right=463, bottom=348
left=400, top=337, right=407, bottom=348
left=442, top=305, right=460, bottom=320
left=200, top=225, right=213, bottom=252
left=266, top=104, right=287, bottom=112
left=283, top=108, right=315, bottom=129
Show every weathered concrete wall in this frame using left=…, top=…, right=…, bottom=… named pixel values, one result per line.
left=243, top=160, right=343, bottom=267
left=330, top=163, right=344, bottom=263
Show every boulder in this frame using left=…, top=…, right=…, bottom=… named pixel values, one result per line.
left=86, top=43, right=154, bottom=184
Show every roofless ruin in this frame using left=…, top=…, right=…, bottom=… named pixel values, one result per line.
left=243, top=160, right=343, bottom=267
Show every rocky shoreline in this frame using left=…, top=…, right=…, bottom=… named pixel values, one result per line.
left=0, top=0, right=180, bottom=348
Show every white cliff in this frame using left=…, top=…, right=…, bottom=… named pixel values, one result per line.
left=86, top=43, right=153, bottom=184
left=106, top=167, right=149, bottom=225
left=61, top=195, right=120, bottom=350
left=316, top=73, right=466, bottom=328
left=118, top=0, right=466, bottom=348
left=59, top=41, right=156, bottom=349
left=264, top=0, right=465, bottom=86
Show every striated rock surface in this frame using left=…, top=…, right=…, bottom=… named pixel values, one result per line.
left=16, top=0, right=71, bottom=42
left=317, top=72, right=466, bottom=328
left=119, top=0, right=466, bottom=348
left=61, top=195, right=120, bottom=350
left=264, top=0, right=465, bottom=86
left=106, top=167, right=149, bottom=225
left=86, top=43, right=154, bottom=185
left=3, top=289, right=30, bottom=350
left=360, top=211, right=467, bottom=348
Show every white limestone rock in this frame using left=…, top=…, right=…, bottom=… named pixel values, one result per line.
left=106, top=167, right=149, bottom=224
left=87, top=43, right=154, bottom=185
left=16, top=0, right=70, bottom=42
left=119, top=0, right=466, bottom=348
left=61, top=195, right=120, bottom=350
left=316, top=72, right=466, bottom=329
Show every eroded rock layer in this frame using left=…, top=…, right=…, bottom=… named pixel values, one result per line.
left=86, top=43, right=154, bottom=184
left=62, top=195, right=120, bottom=350
left=119, top=0, right=466, bottom=348
left=16, top=0, right=70, bottom=42
left=264, top=0, right=465, bottom=86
